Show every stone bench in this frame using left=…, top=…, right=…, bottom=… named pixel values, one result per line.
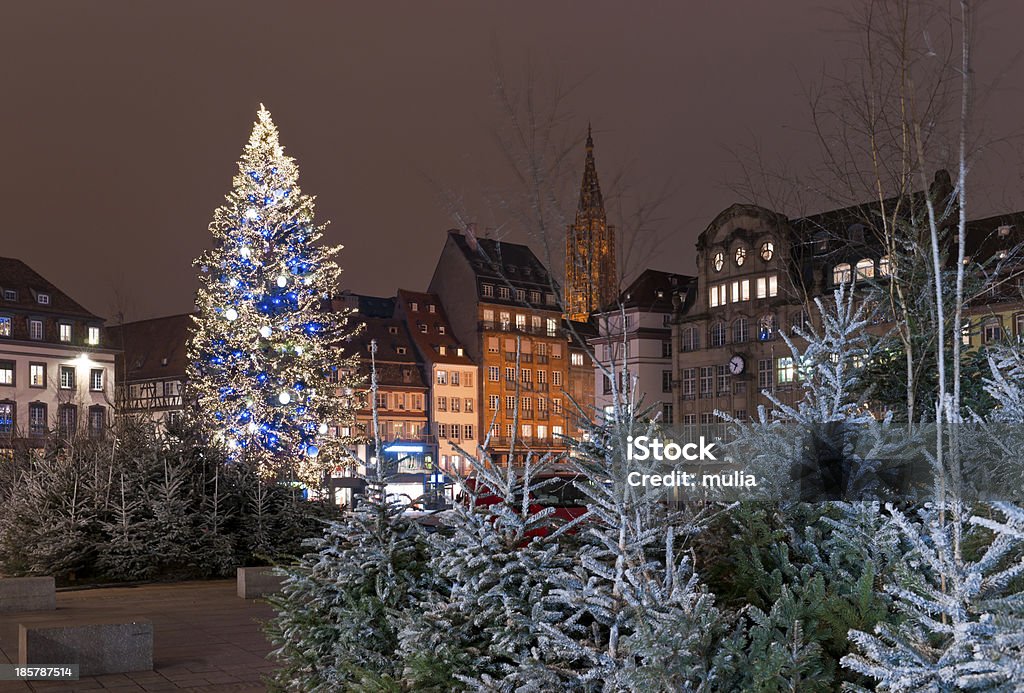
left=0, top=577, right=56, bottom=612
left=19, top=618, right=153, bottom=676
left=236, top=566, right=284, bottom=599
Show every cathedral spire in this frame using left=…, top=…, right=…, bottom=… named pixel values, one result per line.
left=565, top=123, right=617, bottom=321
left=577, top=123, right=604, bottom=218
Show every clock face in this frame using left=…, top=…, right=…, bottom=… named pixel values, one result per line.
left=728, top=355, right=745, bottom=375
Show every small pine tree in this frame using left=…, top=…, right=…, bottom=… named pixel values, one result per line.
left=398, top=451, right=573, bottom=692
left=843, top=503, right=1024, bottom=691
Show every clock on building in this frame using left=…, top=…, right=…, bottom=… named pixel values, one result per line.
left=728, top=354, right=746, bottom=375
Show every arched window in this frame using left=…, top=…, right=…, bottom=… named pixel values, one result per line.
left=679, top=325, right=700, bottom=351
left=732, top=317, right=749, bottom=344
left=878, top=255, right=891, bottom=277
left=856, top=258, right=874, bottom=279
left=758, top=314, right=775, bottom=341
left=760, top=241, right=775, bottom=262
left=734, top=246, right=747, bottom=266
left=710, top=322, right=727, bottom=347
left=713, top=252, right=724, bottom=272
left=833, top=263, right=852, bottom=285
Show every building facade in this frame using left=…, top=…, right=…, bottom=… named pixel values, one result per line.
left=395, top=289, right=479, bottom=476
left=564, top=126, right=617, bottom=322
left=672, top=191, right=1024, bottom=429
left=428, top=228, right=583, bottom=464
left=0, top=257, right=115, bottom=451
left=107, top=313, right=191, bottom=427
left=590, top=269, right=691, bottom=423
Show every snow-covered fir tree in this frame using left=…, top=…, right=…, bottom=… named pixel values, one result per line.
left=843, top=502, right=1024, bottom=691
left=536, top=401, right=723, bottom=691
left=398, top=450, right=573, bottom=692
left=188, top=105, right=360, bottom=486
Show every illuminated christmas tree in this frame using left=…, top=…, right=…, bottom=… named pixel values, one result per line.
left=188, top=105, right=359, bottom=486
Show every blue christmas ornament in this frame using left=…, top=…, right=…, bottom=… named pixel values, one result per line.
left=306, top=444, right=319, bottom=457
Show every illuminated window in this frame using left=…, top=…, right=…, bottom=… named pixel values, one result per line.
left=760, top=241, right=774, bottom=261
left=515, top=314, right=526, bottom=330
left=0, top=316, right=10, bottom=337
left=833, top=263, right=852, bottom=285
left=734, top=247, right=747, bottom=266
left=552, top=371, right=562, bottom=386
left=0, top=361, right=12, bottom=386
left=1016, top=314, right=1024, bottom=340
left=30, top=363, right=45, bottom=387
left=489, top=395, right=498, bottom=410
left=37, top=293, right=50, bottom=305
left=856, top=258, right=875, bottom=279
left=776, top=357, right=795, bottom=384
left=713, top=252, right=724, bottom=272
left=546, top=318, right=557, bottom=336
left=758, top=314, right=775, bottom=341
left=878, top=255, right=891, bottom=277
left=482, top=284, right=494, bottom=297
left=0, top=401, right=13, bottom=435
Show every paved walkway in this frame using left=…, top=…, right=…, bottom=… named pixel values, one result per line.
left=0, top=580, right=279, bottom=692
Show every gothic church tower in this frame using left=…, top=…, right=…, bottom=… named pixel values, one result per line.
left=565, top=125, right=617, bottom=321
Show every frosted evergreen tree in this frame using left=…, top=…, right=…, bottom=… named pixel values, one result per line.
left=534, top=405, right=723, bottom=691
left=982, top=344, right=1024, bottom=423
left=188, top=105, right=360, bottom=486
left=720, top=285, right=917, bottom=503
left=398, top=450, right=574, bottom=692
left=266, top=341, right=432, bottom=692
left=843, top=503, right=1024, bottom=691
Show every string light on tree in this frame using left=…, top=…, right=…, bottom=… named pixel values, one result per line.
left=187, top=104, right=361, bottom=485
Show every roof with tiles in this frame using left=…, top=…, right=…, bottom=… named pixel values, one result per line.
left=0, top=256, right=102, bottom=321
left=395, top=289, right=474, bottom=366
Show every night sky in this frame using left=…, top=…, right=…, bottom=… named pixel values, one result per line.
left=4, top=1, right=1024, bottom=322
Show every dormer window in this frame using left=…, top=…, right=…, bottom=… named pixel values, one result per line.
left=396, top=346, right=407, bottom=355
left=410, top=302, right=418, bottom=312
left=482, top=284, right=494, bottom=298
left=456, top=347, right=464, bottom=356
left=515, top=289, right=526, bottom=302
left=419, top=324, right=428, bottom=334
left=438, top=325, right=446, bottom=334
left=2, top=290, right=15, bottom=302
left=428, top=304, right=436, bottom=313
left=37, top=293, right=50, bottom=305
left=498, top=287, right=511, bottom=300
left=388, top=326, right=398, bottom=334
left=87, top=326, right=100, bottom=346
left=59, top=323, right=72, bottom=343
left=439, top=345, right=447, bottom=355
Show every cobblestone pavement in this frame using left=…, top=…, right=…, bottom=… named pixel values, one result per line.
left=0, top=580, right=279, bottom=692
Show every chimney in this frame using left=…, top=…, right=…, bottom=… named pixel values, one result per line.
left=464, top=223, right=478, bottom=251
